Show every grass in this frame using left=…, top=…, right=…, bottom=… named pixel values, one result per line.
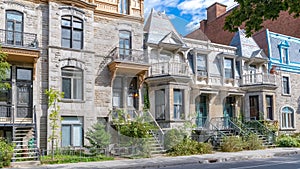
left=41, top=154, right=114, bottom=164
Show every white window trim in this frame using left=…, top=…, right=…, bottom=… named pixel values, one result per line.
left=280, top=106, right=296, bottom=130
left=281, top=74, right=291, bottom=96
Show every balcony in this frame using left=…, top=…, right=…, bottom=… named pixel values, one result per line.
left=0, top=105, right=34, bottom=124
left=107, top=47, right=149, bottom=78
left=150, top=62, right=189, bottom=77
left=0, top=29, right=38, bottom=49
left=240, top=73, right=277, bottom=86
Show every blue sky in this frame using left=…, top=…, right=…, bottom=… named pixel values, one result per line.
left=144, top=0, right=238, bottom=36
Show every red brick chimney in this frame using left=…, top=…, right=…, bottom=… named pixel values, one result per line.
left=206, top=2, right=227, bottom=23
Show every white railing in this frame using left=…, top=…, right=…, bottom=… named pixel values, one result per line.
left=150, top=62, right=189, bottom=76
left=241, top=73, right=276, bottom=86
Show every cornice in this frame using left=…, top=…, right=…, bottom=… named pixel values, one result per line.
left=94, top=10, right=143, bottom=23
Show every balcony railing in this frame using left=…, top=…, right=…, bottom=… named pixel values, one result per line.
left=0, top=29, right=38, bottom=48
left=0, top=105, right=12, bottom=118
left=109, top=47, right=147, bottom=64
left=241, top=73, right=276, bottom=86
left=150, top=62, right=189, bottom=76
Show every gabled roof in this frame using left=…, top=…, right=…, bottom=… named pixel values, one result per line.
left=144, top=9, right=184, bottom=46
left=230, top=29, right=267, bottom=59
left=185, top=29, right=210, bottom=41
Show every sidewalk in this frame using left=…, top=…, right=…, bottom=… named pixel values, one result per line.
left=12, top=148, right=300, bottom=169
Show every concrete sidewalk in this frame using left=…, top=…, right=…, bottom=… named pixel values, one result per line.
left=12, top=148, right=300, bottom=169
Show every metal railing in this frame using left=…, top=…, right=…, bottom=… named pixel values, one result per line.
left=109, top=47, right=147, bottom=64
left=0, top=29, right=38, bottom=48
left=150, top=62, right=189, bottom=76
left=0, top=105, right=12, bottom=118
left=244, top=119, right=276, bottom=144
left=241, top=73, right=276, bottom=86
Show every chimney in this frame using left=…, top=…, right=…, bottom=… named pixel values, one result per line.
left=200, top=20, right=207, bottom=32
left=206, top=2, right=227, bottom=22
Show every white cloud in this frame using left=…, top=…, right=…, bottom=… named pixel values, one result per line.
left=144, top=0, right=180, bottom=16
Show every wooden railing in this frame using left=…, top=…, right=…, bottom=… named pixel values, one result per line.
left=150, top=62, right=189, bottom=76
left=241, top=73, right=276, bottom=86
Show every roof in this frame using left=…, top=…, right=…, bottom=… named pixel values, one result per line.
left=230, top=29, right=267, bottom=59
left=144, top=9, right=184, bottom=46
left=185, top=29, right=210, bottom=41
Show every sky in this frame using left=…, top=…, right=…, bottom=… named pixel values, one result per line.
left=144, top=0, right=238, bottom=36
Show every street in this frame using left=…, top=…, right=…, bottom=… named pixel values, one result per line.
left=150, top=154, right=300, bottom=169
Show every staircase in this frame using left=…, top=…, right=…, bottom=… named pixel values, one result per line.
left=148, top=129, right=165, bottom=155
left=12, top=126, right=39, bottom=161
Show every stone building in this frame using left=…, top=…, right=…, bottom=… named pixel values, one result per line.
left=0, top=0, right=145, bottom=160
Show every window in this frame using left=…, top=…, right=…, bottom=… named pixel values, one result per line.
left=6, top=10, right=23, bottom=45
left=61, top=116, right=83, bottom=147
left=281, top=107, right=294, bottom=129
left=155, top=89, right=165, bottom=120
left=281, top=48, right=288, bottom=64
left=113, top=77, right=122, bottom=108
left=282, top=76, right=290, bottom=94
left=119, top=30, right=131, bottom=60
left=62, top=67, right=83, bottom=100
left=249, top=96, right=259, bottom=120
left=224, top=58, right=233, bottom=78
left=174, top=89, right=183, bottom=120
left=61, top=16, right=83, bottom=49
left=197, top=54, right=207, bottom=76
left=119, top=0, right=129, bottom=14
left=266, top=95, right=273, bottom=120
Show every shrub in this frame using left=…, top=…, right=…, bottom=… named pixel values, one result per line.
left=41, top=154, right=114, bottom=164
left=86, top=123, right=111, bottom=151
left=167, top=138, right=212, bottom=156
left=0, top=139, right=14, bottom=168
left=164, top=128, right=186, bottom=151
left=221, top=136, right=245, bottom=152
left=244, top=134, right=264, bottom=150
left=277, top=135, right=300, bottom=147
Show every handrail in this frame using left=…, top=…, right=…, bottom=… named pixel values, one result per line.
left=245, top=119, right=276, bottom=144
left=142, top=109, right=164, bottom=135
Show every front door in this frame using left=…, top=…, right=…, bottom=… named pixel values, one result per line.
left=249, top=95, right=259, bottom=120
left=195, top=95, right=207, bottom=128
left=224, top=97, right=235, bottom=127
left=16, top=68, right=33, bottom=118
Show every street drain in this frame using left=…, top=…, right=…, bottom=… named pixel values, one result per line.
left=208, top=159, right=218, bottom=163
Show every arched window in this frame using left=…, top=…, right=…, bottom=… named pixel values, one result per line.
left=281, top=106, right=294, bottom=129
left=61, top=67, right=83, bottom=100
left=61, top=15, right=83, bottom=49
left=6, top=10, right=23, bottom=45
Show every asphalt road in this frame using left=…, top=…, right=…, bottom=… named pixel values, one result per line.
left=150, top=154, right=300, bottom=169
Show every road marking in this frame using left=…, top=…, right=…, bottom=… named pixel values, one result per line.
left=229, top=160, right=300, bottom=169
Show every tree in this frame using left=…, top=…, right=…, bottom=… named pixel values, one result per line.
left=0, top=46, right=11, bottom=89
left=86, top=123, right=111, bottom=151
left=45, top=88, right=64, bottom=160
left=224, top=0, right=300, bottom=37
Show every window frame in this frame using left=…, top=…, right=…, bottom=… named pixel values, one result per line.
left=61, top=15, right=83, bottom=49
left=5, top=10, right=24, bottom=46
left=196, top=54, right=207, bottom=76
left=61, top=116, right=83, bottom=147
left=282, top=76, right=291, bottom=95
left=61, top=67, right=83, bottom=100
left=281, top=106, right=295, bottom=129
left=155, top=89, right=165, bottom=120
left=173, top=89, right=184, bottom=120
left=224, top=58, right=234, bottom=79
left=119, top=30, right=131, bottom=60
left=119, top=0, right=129, bottom=14
left=266, top=95, right=273, bottom=120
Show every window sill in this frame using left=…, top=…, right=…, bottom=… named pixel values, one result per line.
left=280, top=128, right=296, bottom=131
left=61, top=99, right=85, bottom=103
left=281, top=93, right=291, bottom=97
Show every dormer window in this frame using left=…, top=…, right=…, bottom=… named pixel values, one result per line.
left=197, top=54, right=207, bottom=76
left=119, top=0, right=129, bottom=14
left=278, top=40, right=289, bottom=64
left=224, top=58, right=233, bottom=79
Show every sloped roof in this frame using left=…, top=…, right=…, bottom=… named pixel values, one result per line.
left=185, top=29, right=210, bottom=41
left=230, top=29, right=267, bottom=59
left=144, top=9, right=184, bottom=46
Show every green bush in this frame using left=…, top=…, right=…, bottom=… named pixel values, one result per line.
left=164, top=128, right=186, bottom=150
left=0, top=139, right=14, bottom=168
left=86, top=123, right=111, bottom=151
left=41, top=154, right=113, bottom=164
left=221, top=136, right=245, bottom=152
left=244, top=134, right=264, bottom=150
left=167, top=138, right=212, bottom=156
left=277, top=135, right=300, bottom=147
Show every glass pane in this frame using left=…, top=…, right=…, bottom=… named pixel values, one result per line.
left=72, top=40, right=81, bottom=49
left=6, top=32, right=13, bottom=43
left=73, top=30, right=82, bottom=40
left=224, top=59, right=232, bottom=68
left=127, top=94, right=133, bottom=107
left=174, top=90, right=182, bottom=104
left=197, top=55, right=206, bottom=70
left=17, top=86, right=29, bottom=104
left=113, top=92, right=121, bottom=107
left=62, top=28, right=71, bottom=39
left=73, top=21, right=83, bottom=29
left=73, top=125, right=82, bottom=146
left=15, top=23, right=22, bottom=32
left=73, top=79, right=82, bottom=99
left=62, top=39, right=71, bottom=48
left=62, top=125, right=71, bottom=147
left=15, top=32, right=22, bottom=45
left=119, top=31, right=130, bottom=39
left=7, top=12, right=23, bottom=22
left=7, top=21, right=13, bottom=31
left=62, top=78, right=71, bottom=99
left=17, top=69, right=32, bottom=81
left=61, top=19, right=71, bottom=27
